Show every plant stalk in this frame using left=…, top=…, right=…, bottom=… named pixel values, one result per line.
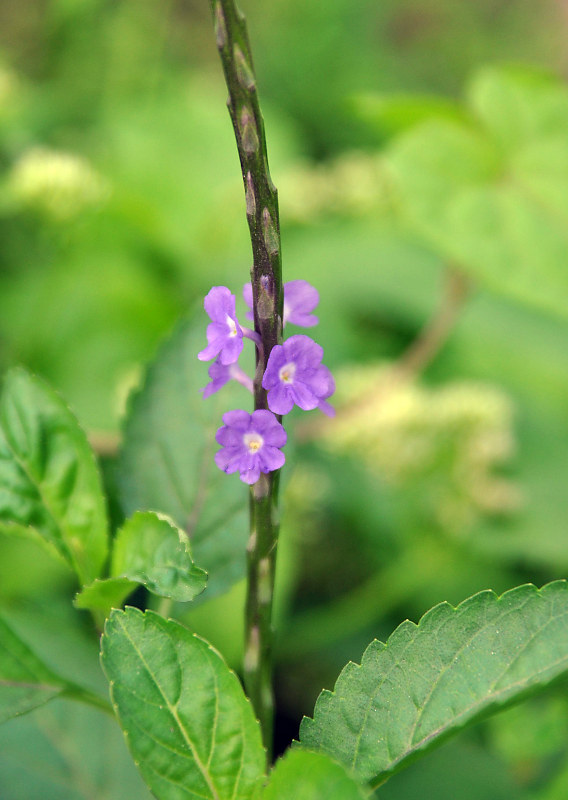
left=208, top=0, right=283, bottom=759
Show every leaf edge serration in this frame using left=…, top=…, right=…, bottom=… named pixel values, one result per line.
left=298, top=580, right=568, bottom=788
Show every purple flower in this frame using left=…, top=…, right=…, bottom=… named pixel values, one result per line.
left=262, top=334, right=335, bottom=416
left=243, top=279, right=319, bottom=327
left=214, top=409, right=286, bottom=484
left=201, top=359, right=253, bottom=399
left=198, top=286, right=243, bottom=365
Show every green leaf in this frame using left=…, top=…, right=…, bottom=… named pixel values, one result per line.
left=117, top=315, right=250, bottom=600
left=374, top=738, right=531, bottom=800
left=74, top=577, right=137, bottom=615
left=112, top=511, right=207, bottom=600
left=388, top=67, right=568, bottom=320
left=75, top=511, right=208, bottom=614
left=300, top=581, right=568, bottom=789
left=101, top=607, right=265, bottom=800
left=263, top=750, right=367, bottom=799
left=0, top=368, right=108, bottom=585
left=351, top=92, right=464, bottom=139
left=0, top=613, right=109, bottom=723
left=468, top=66, right=568, bottom=151
left=0, top=698, right=154, bottom=800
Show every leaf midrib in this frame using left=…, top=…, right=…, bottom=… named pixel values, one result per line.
left=115, top=616, right=221, bottom=800
left=348, top=591, right=565, bottom=779
left=0, top=426, right=80, bottom=578
left=370, top=647, right=568, bottom=789
left=358, top=596, right=568, bottom=788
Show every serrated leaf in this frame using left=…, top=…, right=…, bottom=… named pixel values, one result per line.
left=388, top=67, right=568, bottom=320
left=117, top=316, right=251, bottom=600
left=112, top=511, right=207, bottom=601
left=75, top=511, right=208, bottom=614
left=263, top=750, right=367, bottom=799
left=300, top=581, right=568, bottom=789
left=0, top=613, right=107, bottom=723
left=0, top=368, right=108, bottom=585
left=101, top=607, right=265, bottom=800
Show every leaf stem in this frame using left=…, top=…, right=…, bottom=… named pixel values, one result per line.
left=208, top=0, right=283, bottom=759
left=64, top=684, right=115, bottom=716
left=296, top=266, right=470, bottom=442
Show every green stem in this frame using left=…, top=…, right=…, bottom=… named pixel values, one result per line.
left=64, top=685, right=115, bottom=717
left=208, top=0, right=283, bottom=759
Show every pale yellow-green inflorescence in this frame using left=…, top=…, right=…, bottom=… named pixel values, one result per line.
left=277, top=150, right=390, bottom=224
left=8, top=147, right=110, bottom=221
left=320, top=363, right=522, bottom=535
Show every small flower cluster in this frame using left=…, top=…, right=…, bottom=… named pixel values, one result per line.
left=9, top=147, right=109, bottom=221
left=321, top=363, right=521, bottom=534
left=198, top=280, right=334, bottom=484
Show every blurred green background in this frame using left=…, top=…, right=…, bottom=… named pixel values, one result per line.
left=1, top=1, right=568, bottom=797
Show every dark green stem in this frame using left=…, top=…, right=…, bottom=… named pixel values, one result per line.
left=208, top=0, right=283, bottom=759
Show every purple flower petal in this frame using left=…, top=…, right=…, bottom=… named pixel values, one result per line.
left=221, top=409, right=251, bottom=431
left=198, top=286, right=243, bottom=364
left=258, top=446, right=286, bottom=472
left=290, top=382, right=319, bottom=411
left=305, top=364, right=335, bottom=397
left=198, top=338, right=223, bottom=362
left=286, top=334, right=324, bottom=366
left=214, top=447, right=241, bottom=473
left=318, top=399, right=335, bottom=417
left=204, top=286, right=236, bottom=322
left=201, top=359, right=231, bottom=398
left=266, top=383, right=295, bottom=415
left=242, top=283, right=255, bottom=322
left=218, top=334, right=243, bottom=365
left=283, top=280, right=319, bottom=327
left=240, top=465, right=261, bottom=485
left=251, top=410, right=288, bottom=446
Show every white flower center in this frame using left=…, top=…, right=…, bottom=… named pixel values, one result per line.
left=278, top=361, right=296, bottom=384
left=226, top=315, right=238, bottom=337
left=243, top=432, right=264, bottom=453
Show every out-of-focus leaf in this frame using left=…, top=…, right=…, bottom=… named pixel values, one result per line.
left=101, top=607, right=265, bottom=800
left=263, top=750, right=367, bottom=799
left=0, top=368, right=108, bottom=585
left=74, top=577, right=136, bottom=615
left=0, top=613, right=108, bottom=723
left=0, top=698, right=154, bottom=800
left=351, top=92, right=464, bottom=139
left=468, top=66, right=568, bottom=150
left=388, top=67, right=568, bottom=320
left=118, top=315, right=251, bottom=600
left=300, top=581, right=568, bottom=788
left=375, top=738, right=530, bottom=800
left=75, top=511, right=207, bottom=615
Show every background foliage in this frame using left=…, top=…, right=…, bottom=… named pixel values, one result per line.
left=1, top=1, right=568, bottom=797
